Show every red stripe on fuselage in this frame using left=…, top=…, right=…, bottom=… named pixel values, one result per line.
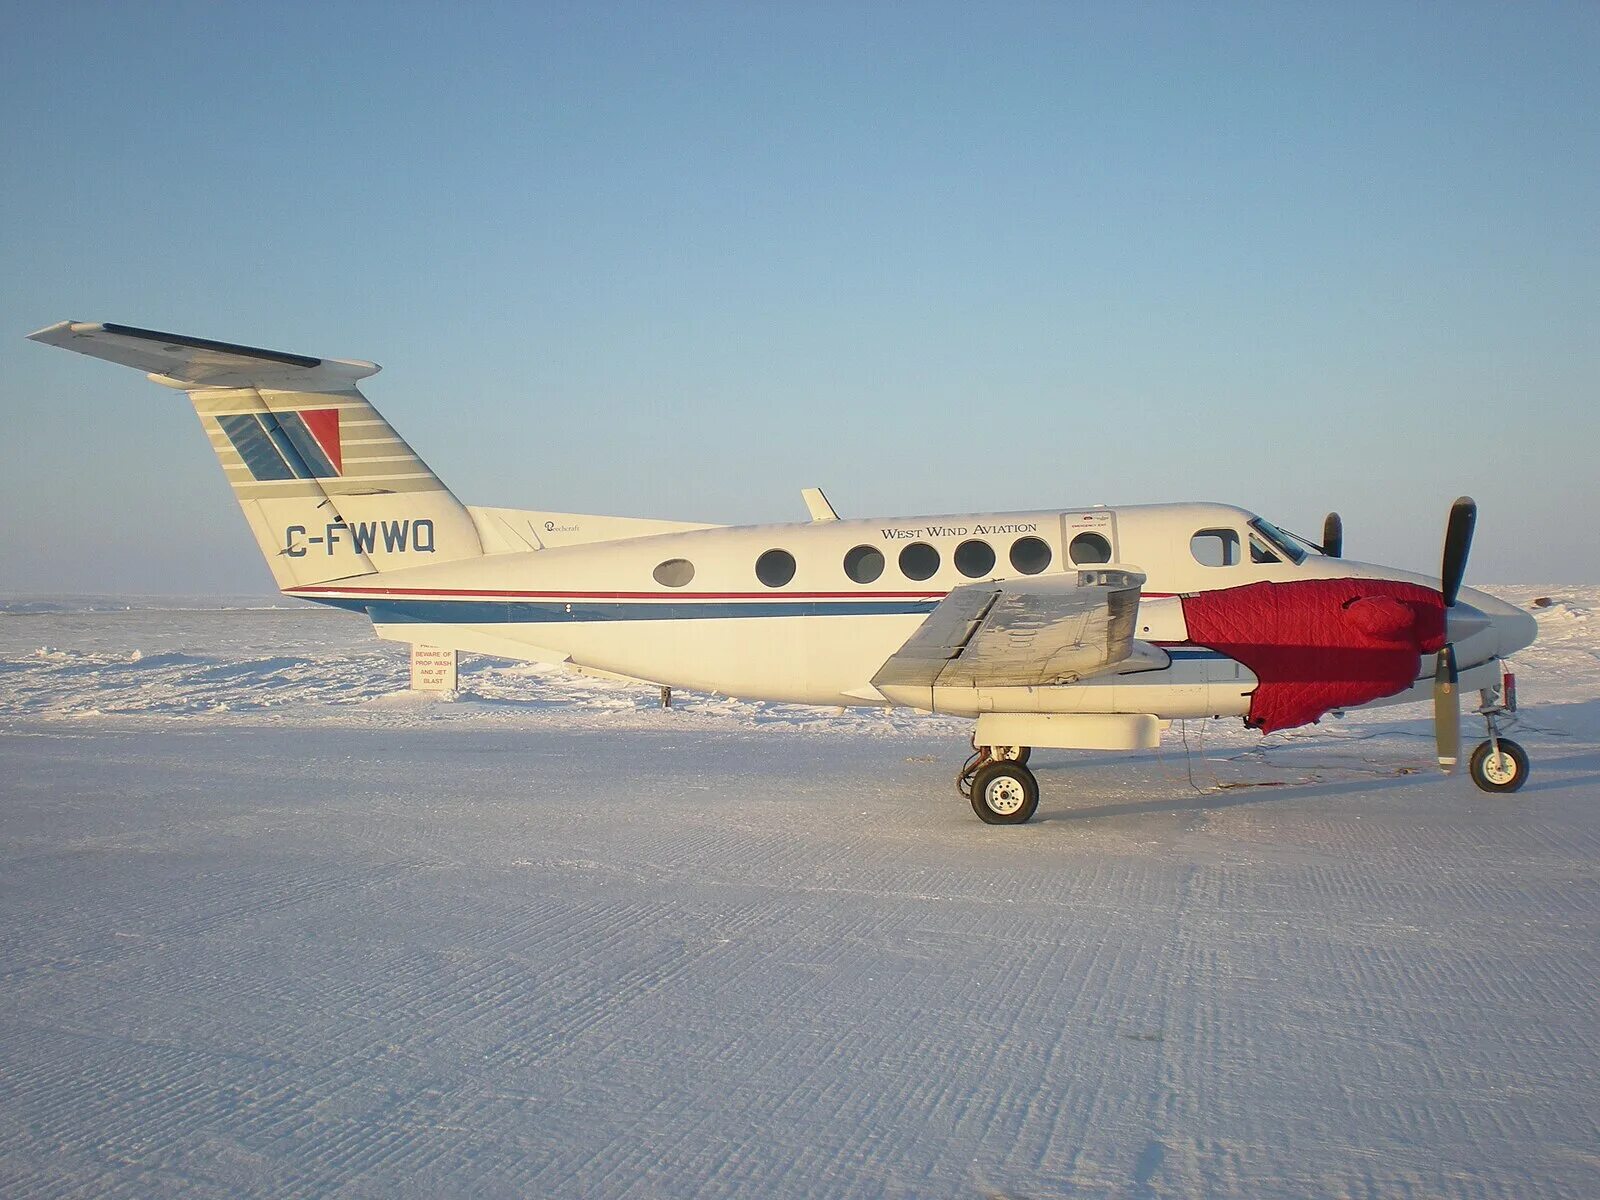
left=285, top=585, right=1181, bottom=602
left=286, top=585, right=948, bottom=601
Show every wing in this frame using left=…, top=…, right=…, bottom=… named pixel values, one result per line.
left=872, top=569, right=1150, bottom=691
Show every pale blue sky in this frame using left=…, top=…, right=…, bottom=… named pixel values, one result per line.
left=3, top=1, right=1596, bottom=591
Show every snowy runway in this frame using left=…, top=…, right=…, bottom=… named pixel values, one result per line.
left=2, top=597, right=1597, bottom=1198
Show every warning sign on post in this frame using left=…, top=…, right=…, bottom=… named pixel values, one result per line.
left=410, top=645, right=458, bottom=692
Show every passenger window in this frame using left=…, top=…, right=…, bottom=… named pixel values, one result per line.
left=843, top=544, right=884, bottom=584
left=1069, top=532, right=1112, bottom=565
left=953, top=539, right=995, bottom=578
left=755, top=548, right=796, bottom=587
left=898, top=542, right=940, bottom=581
left=652, top=558, right=694, bottom=587
left=1009, top=536, right=1052, bottom=575
left=1191, top=529, right=1241, bottom=567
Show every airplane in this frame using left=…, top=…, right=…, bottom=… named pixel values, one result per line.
left=27, top=320, right=1540, bottom=823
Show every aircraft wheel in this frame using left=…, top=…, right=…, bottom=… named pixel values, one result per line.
left=1469, top=738, right=1529, bottom=793
left=969, top=761, right=1039, bottom=825
left=991, top=745, right=1031, bottom=765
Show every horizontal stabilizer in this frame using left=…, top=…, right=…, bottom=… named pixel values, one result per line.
left=26, top=321, right=379, bottom=393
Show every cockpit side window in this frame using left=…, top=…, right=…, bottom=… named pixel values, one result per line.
left=1249, top=533, right=1282, bottom=564
left=1191, top=528, right=1241, bottom=567
left=1249, top=518, right=1310, bottom=564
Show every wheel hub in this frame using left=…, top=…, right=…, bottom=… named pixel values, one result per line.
left=984, top=777, right=1026, bottom=815
left=1482, top=751, right=1518, bottom=785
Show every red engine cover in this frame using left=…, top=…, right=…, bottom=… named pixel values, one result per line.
left=1180, top=579, right=1447, bottom=733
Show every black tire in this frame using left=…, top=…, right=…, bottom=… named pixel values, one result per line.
left=1469, top=738, right=1529, bottom=793
left=993, top=745, right=1031, bottom=766
left=969, top=761, right=1040, bottom=825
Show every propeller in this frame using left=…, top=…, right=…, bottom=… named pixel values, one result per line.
left=1440, top=496, right=1476, bottom=608
left=1434, top=642, right=1460, bottom=771
left=1321, top=511, right=1343, bottom=558
left=1432, top=497, right=1477, bottom=772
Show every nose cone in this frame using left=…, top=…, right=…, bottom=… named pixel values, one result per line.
left=1498, top=605, right=1539, bottom=656
left=1445, top=603, right=1492, bottom=643
left=1457, top=587, right=1538, bottom=658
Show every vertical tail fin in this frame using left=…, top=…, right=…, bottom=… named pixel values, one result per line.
left=26, top=321, right=483, bottom=588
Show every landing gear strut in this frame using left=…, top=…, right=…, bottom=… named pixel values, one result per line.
left=958, top=742, right=1039, bottom=824
left=1468, top=684, right=1529, bottom=793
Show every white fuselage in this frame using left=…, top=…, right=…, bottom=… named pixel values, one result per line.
left=287, top=501, right=1535, bottom=721
left=23, top=322, right=1535, bottom=735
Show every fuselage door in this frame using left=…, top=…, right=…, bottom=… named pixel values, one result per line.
left=1061, top=509, right=1118, bottom=568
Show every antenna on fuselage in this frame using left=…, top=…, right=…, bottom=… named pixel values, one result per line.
left=802, top=488, right=840, bottom=522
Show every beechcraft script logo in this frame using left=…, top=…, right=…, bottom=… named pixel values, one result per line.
left=217, top=408, right=343, bottom=481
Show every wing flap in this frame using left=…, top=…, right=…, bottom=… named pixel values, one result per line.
left=873, top=570, right=1147, bottom=691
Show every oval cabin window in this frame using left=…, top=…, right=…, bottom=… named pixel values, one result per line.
left=1009, top=536, right=1052, bottom=575
left=652, top=558, right=695, bottom=588
left=755, top=548, right=797, bottom=588
left=954, top=539, right=996, bottom=578
left=1069, top=532, right=1112, bottom=565
left=898, top=542, right=940, bottom=581
left=844, top=544, right=885, bottom=584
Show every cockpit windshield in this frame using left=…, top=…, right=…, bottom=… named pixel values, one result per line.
left=1249, top=518, right=1312, bottom=564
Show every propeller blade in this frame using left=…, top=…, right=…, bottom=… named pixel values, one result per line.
left=1440, top=496, right=1477, bottom=607
left=1434, top=644, right=1461, bottom=772
left=1322, top=511, right=1343, bottom=558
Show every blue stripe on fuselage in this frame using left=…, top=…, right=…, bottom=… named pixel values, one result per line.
left=298, top=595, right=1235, bottom=663
left=303, top=596, right=942, bottom=623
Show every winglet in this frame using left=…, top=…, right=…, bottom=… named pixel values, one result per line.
left=801, top=487, right=839, bottom=522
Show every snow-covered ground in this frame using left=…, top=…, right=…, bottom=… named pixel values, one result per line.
left=1, top=589, right=1596, bottom=1198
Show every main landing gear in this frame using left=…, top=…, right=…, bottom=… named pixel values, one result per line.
left=1468, top=684, right=1529, bottom=793
left=958, top=743, right=1039, bottom=824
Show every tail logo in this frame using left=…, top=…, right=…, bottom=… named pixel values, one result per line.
left=218, top=408, right=344, bottom=481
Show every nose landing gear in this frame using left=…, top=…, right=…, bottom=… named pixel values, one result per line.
left=1469, top=738, right=1528, bottom=792
left=1469, top=683, right=1529, bottom=793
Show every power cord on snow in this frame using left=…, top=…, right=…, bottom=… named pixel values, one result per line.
left=1171, top=718, right=1324, bottom=792
left=1153, top=718, right=1218, bottom=795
